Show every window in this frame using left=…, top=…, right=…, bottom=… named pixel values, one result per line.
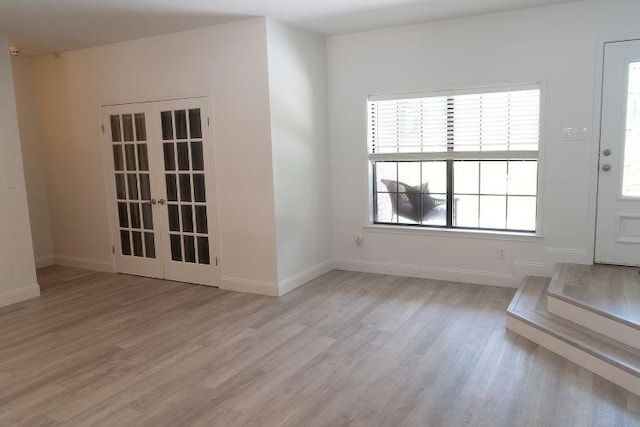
left=369, top=86, right=540, bottom=232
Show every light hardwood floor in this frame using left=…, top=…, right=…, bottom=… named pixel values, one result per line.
left=552, top=263, right=640, bottom=326
left=0, top=266, right=639, bottom=426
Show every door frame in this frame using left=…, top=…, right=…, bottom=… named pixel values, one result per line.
left=589, top=32, right=640, bottom=263
left=98, top=94, right=223, bottom=286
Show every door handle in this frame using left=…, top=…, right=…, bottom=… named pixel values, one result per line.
left=601, top=164, right=611, bottom=172
left=158, top=198, right=166, bottom=205
left=143, top=199, right=157, bottom=205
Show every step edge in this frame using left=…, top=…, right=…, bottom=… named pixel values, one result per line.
left=506, top=315, right=640, bottom=396
left=506, top=309, right=640, bottom=377
left=507, top=276, right=547, bottom=313
left=547, top=263, right=640, bottom=331
left=547, top=295, right=640, bottom=352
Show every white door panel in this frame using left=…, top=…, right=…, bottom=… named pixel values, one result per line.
left=153, top=98, right=219, bottom=285
left=596, top=40, right=640, bottom=266
left=103, top=106, right=164, bottom=278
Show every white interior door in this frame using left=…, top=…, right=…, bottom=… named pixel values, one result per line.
left=103, top=105, right=164, bottom=278
left=595, top=40, right=640, bottom=266
left=153, top=98, right=219, bottom=285
left=102, top=98, right=219, bottom=285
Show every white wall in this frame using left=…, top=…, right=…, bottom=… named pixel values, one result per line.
left=0, top=33, right=40, bottom=306
left=25, top=0, right=640, bottom=296
left=11, top=56, right=54, bottom=268
left=266, top=19, right=332, bottom=294
left=32, top=19, right=280, bottom=292
left=327, top=0, right=640, bottom=286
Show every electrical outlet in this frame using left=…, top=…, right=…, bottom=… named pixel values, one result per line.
left=497, top=248, right=507, bottom=260
left=355, top=235, right=363, bottom=247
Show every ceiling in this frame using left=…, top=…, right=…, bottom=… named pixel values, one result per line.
left=0, top=0, right=579, bottom=54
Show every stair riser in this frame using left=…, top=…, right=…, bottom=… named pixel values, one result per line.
left=506, top=315, right=640, bottom=396
left=547, top=296, right=640, bottom=351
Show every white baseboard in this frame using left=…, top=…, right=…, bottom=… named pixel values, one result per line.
left=0, top=283, right=40, bottom=308
left=53, top=254, right=113, bottom=273
left=333, top=257, right=517, bottom=287
left=221, top=276, right=279, bottom=296
left=34, top=254, right=55, bottom=269
left=277, top=259, right=333, bottom=296
left=506, top=315, right=640, bottom=396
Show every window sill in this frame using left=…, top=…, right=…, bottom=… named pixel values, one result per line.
left=364, top=224, right=544, bottom=242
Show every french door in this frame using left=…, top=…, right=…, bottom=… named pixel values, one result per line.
left=102, top=98, right=219, bottom=285
left=595, top=40, right=640, bottom=266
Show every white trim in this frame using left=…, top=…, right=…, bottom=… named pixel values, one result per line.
left=101, top=91, right=213, bottom=109
left=364, top=224, right=542, bottom=241
left=506, top=316, right=640, bottom=396
left=333, top=257, right=518, bottom=287
left=365, top=79, right=547, bottom=236
left=53, top=254, right=114, bottom=273
left=588, top=35, right=607, bottom=264
left=547, top=296, right=640, bottom=351
left=543, top=247, right=591, bottom=265
left=208, top=95, right=226, bottom=295
left=368, top=82, right=541, bottom=102
left=97, top=106, right=118, bottom=275
left=534, top=78, right=547, bottom=236
left=0, top=283, right=40, bottom=308
left=34, top=254, right=55, bottom=269
left=369, top=150, right=538, bottom=162
left=277, top=260, right=334, bottom=296
left=102, top=95, right=208, bottom=107
left=221, top=276, right=279, bottom=297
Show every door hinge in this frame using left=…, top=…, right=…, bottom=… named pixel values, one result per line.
left=207, top=117, right=210, bottom=127
left=101, top=124, right=105, bottom=133
left=112, top=245, right=115, bottom=254
left=215, top=257, right=218, bottom=266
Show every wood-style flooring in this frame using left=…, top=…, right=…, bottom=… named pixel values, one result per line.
left=551, top=263, right=640, bottom=327
left=0, top=266, right=638, bottom=426
left=508, top=277, right=640, bottom=379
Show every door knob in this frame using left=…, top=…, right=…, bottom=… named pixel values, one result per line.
left=602, top=148, right=612, bottom=156
left=158, top=198, right=166, bottom=205
left=601, top=164, right=611, bottom=172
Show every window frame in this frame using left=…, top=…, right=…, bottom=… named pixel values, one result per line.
left=366, top=82, right=546, bottom=236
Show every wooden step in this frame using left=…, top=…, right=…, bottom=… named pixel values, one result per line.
left=547, top=263, right=640, bottom=350
left=506, top=277, right=640, bottom=396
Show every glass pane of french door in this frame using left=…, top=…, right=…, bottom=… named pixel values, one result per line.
left=160, top=107, right=211, bottom=266
left=109, top=112, right=157, bottom=259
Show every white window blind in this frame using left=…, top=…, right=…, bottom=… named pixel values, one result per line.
left=369, top=88, right=540, bottom=160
